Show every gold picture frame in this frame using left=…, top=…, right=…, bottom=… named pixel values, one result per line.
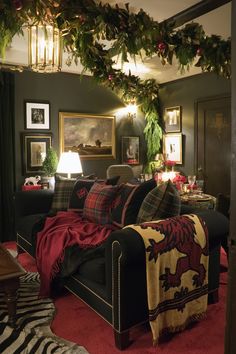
left=59, top=112, right=116, bottom=159
left=163, top=133, right=182, bottom=164
left=164, top=106, right=182, bottom=133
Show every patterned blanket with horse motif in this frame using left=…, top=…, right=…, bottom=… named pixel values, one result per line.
left=126, top=214, right=209, bottom=345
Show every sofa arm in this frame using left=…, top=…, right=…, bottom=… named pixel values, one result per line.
left=14, top=190, right=54, bottom=217
left=105, top=228, right=148, bottom=332
left=104, top=210, right=229, bottom=335
left=105, top=228, right=145, bottom=266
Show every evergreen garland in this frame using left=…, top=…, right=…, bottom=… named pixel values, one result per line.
left=0, top=0, right=231, bottom=163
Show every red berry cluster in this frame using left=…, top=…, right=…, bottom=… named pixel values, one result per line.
left=13, top=0, right=22, bottom=11
left=157, top=42, right=166, bottom=52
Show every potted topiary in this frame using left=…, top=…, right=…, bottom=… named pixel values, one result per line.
left=41, top=147, right=58, bottom=189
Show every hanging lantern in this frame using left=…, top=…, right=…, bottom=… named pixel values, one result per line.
left=28, top=22, right=62, bottom=73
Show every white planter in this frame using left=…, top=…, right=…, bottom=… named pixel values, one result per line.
left=41, top=176, right=55, bottom=190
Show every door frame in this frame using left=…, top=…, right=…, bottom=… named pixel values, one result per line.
left=194, top=93, right=231, bottom=176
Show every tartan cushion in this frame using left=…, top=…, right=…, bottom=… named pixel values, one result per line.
left=68, top=179, right=99, bottom=212
left=136, top=180, right=181, bottom=223
left=51, top=179, right=76, bottom=211
left=111, top=178, right=157, bottom=227
left=68, top=176, right=120, bottom=212
left=83, top=182, right=119, bottom=224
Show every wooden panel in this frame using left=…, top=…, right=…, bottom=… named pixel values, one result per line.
left=196, top=96, right=231, bottom=197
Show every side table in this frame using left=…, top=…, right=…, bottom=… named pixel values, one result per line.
left=180, top=193, right=216, bottom=210
left=0, top=244, right=26, bottom=327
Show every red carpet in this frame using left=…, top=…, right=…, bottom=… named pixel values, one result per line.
left=4, top=242, right=228, bottom=354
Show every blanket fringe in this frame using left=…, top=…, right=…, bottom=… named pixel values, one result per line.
left=152, top=311, right=207, bottom=346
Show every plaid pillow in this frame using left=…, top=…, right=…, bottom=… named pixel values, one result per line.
left=83, top=182, right=119, bottom=224
left=68, top=176, right=120, bottom=212
left=111, top=178, right=157, bottom=227
left=51, top=179, right=76, bottom=211
left=136, top=180, right=181, bottom=223
left=68, top=179, right=98, bottom=212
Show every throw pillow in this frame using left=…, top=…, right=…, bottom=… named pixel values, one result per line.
left=68, top=179, right=99, bottom=212
left=68, top=175, right=120, bottom=212
left=83, top=182, right=119, bottom=224
left=136, top=180, right=181, bottom=223
left=51, top=179, right=76, bottom=211
left=111, top=178, right=157, bottom=227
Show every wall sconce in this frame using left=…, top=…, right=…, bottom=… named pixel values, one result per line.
left=56, top=151, right=83, bottom=179
left=126, top=100, right=137, bottom=120
left=28, top=22, right=62, bottom=73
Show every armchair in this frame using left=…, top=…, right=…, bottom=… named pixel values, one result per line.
left=106, top=164, right=135, bottom=184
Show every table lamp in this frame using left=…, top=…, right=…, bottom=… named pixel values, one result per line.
left=56, top=151, right=83, bottom=179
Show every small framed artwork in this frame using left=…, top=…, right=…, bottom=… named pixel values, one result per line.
left=121, top=136, right=140, bottom=165
left=164, top=106, right=182, bottom=133
left=59, top=112, right=116, bottom=159
left=163, top=133, right=182, bottom=164
left=25, top=101, right=50, bottom=130
left=21, top=133, right=52, bottom=175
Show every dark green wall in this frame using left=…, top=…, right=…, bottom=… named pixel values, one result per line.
left=14, top=70, right=231, bottom=189
left=159, top=72, right=231, bottom=175
left=14, top=71, right=145, bottom=189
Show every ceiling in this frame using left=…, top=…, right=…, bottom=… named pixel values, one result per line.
left=1, top=0, right=231, bottom=84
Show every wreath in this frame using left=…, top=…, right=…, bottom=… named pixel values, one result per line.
left=0, top=0, right=231, bottom=165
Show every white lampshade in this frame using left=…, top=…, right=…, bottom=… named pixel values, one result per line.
left=57, top=151, right=83, bottom=179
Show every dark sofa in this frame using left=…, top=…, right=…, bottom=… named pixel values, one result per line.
left=14, top=187, right=229, bottom=350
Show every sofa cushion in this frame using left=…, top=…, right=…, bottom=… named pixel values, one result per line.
left=68, top=176, right=120, bottom=212
left=83, top=182, right=119, bottom=224
left=51, top=179, right=76, bottom=211
left=16, top=214, right=46, bottom=243
left=111, top=178, right=157, bottom=227
left=136, top=180, right=181, bottom=223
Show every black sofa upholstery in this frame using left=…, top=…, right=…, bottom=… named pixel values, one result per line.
left=14, top=189, right=229, bottom=350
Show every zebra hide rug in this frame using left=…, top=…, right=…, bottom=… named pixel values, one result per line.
left=0, top=272, right=89, bottom=354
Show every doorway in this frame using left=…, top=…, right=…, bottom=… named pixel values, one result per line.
left=195, top=95, right=231, bottom=197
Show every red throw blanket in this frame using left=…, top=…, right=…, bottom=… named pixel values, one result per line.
left=36, top=211, right=117, bottom=297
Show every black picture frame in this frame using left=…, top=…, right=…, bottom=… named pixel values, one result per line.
left=121, top=136, right=140, bottom=165
left=21, top=133, right=52, bottom=175
left=25, top=101, right=50, bottom=130
left=164, top=106, right=182, bottom=133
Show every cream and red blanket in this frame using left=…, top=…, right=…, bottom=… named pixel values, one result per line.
left=127, top=214, right=209, bottom=345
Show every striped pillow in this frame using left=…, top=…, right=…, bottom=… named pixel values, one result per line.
left=83, top=182, right=119, bottom=224
left=136, top=180, right=181, bottom=223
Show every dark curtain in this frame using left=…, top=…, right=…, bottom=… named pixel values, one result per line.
left=0, top=71, right=16, bottom=242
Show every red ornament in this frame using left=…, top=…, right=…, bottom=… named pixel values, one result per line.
left=79, top=15, right=85, bottom=24
left=196, top=47, right=203, bottom=56
left=108, top=74, right=113, bottom=81
left=13, top=0, right=23, bottom=10
left=157, top=42, right=166, bottom=52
